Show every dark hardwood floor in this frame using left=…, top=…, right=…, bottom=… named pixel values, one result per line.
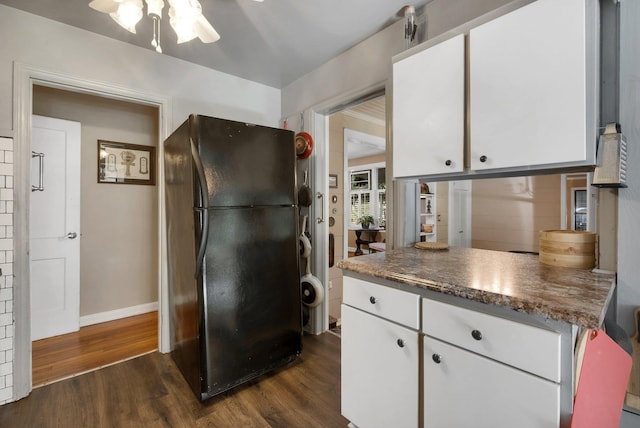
left=3, top=333, right=348, bottom=427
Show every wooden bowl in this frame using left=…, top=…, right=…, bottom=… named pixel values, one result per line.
left=538, top=230, right=596, bottom=269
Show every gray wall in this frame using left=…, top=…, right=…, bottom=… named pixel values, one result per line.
left=617, top=0, right=640, bottom=336
left=281, top=0, right=513, bottom=118
left=33, top=86, right=158, bottom=317
left=0, top=5, right=281, bottom=136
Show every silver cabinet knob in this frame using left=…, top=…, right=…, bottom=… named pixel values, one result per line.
left=66, top=232, right=78, bottom=239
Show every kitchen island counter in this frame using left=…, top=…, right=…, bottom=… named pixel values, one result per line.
left=337, top=246, right=616, bottom=330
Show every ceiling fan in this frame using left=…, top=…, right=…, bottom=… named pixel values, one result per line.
left=89, top=0, right=263, bottom=53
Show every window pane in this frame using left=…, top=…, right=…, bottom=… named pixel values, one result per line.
left=377, top=168, right=386, bottom=189
left=350, top=170, right=371, bottom=190
left=574, top=189, right=587, bottom=231
left=361, top=193, right=371, bottom=217
left=350, top=194, right=360, bottom=224
left=378, top=191, right=386, bottom=226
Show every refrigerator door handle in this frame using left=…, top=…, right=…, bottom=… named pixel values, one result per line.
left=190, top=138, right=210, bottom=277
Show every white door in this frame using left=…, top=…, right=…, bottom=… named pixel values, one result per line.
left=30, top=115, right=81, bottom=341
left=448, top=180, right=471, bottom=247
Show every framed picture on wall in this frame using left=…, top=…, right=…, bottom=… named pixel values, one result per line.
left=97, top=140, right=156, bottom=185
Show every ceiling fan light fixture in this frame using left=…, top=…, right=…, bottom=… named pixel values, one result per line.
left=145, top=0, right=164, bottom=17
left=145, top=0, right=165, bottom=52
left=168, top=9, right=198, bottom=43
left=167, top=0, right=219, bottom=44
left=110, top=0, right=144, bottom=33
left=91, top=0, right=233, bottom=49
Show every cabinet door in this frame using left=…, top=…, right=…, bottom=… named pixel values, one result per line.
left=469, top=0, right=597, bottom=171
left=393, top=34, right=465, bottom=178
left=424, top=336, right=560, bottom=428
left=342, top=305, right=419, bottom=428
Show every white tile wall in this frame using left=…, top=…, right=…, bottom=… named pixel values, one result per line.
left=0, top=137, right=13, bottom=404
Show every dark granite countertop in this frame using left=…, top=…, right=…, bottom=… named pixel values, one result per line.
left=336, top=246, right=616, bottom=329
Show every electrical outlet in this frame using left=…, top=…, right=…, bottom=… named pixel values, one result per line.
left=329, top=280, right=333, bottom=289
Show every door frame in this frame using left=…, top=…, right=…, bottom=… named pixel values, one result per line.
left=13, top=62, right=171, bottom=400
left=306, top=81, right=388, bottom=333
left=448, top=180, right=472, bottom=247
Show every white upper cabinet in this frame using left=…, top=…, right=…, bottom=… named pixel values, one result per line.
left=392, top=0, right=598, bottom=178
left=393, top=34, right=465, bottom=177
left=469, top=0, right=597, bottom=171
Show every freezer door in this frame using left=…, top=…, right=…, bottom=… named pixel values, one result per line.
left=200, top=206, right=302, bottom=398
left=164, top=120, right=202, bottom=395
left=191, top=115, right=296, bottom=207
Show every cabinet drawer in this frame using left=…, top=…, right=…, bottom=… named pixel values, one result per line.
left=344, top=277, right=420, bottom=329
left=422, top=298, right=560, bottom=382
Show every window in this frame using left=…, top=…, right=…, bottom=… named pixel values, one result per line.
left=350, top=170, right=371, bottom=190
left=350, top=166, right=386, bottom=227
left=573, top=189, right=587, bottom=231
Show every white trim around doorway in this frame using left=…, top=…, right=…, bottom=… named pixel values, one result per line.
left=12, top=62, right=171, bottom=401
left=306, top=81, right=388, bottom=334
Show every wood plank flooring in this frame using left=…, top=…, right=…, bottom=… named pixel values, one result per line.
left=4, top=333, right=347, bottom=427
left=32, top=311, right=158, bottom=387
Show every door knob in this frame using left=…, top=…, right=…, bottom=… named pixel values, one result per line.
left=66, top=232, right=78, bottom=239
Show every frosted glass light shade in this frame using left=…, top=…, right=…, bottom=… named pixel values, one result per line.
left=110, top=0, right=144, bottom=33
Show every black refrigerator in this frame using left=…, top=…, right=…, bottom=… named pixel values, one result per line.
left=164, top=114, right=302, bottom=401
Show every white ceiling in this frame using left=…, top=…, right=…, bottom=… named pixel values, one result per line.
left=342, top=96, right=387, bottom=159
left=0, top=0, right=429, bottom=89
left=345, top=127, right=386, bottom=160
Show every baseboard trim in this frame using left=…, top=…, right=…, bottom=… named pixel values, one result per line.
left=80, top=302, right=158, bottom=327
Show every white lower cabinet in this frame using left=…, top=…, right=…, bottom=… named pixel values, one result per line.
left=423, top=336, right=560, bottom=428
left=341, top=304, right=419, bottom=428
left=341, top=276, right=564, bottom=428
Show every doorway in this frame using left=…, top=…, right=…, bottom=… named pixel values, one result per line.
left=448, top=180, right=472, bottom=248
left=12, top=64, right=170, bottom=401
left=29, top=85, right=160, bottom=381
left=327, top=95, right=386, bottom=329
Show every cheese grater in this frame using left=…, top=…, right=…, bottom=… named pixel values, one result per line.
left=592, top=123, right=627, bottom=188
